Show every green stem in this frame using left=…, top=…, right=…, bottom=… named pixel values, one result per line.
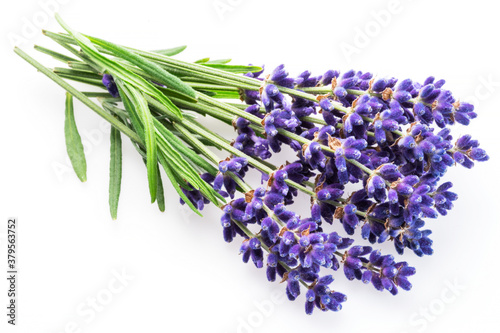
left=193, top=93, right=383, bottom=181
left=198, top=93, right=262, bottom=124
left=180, top=119, right=321, bottom=201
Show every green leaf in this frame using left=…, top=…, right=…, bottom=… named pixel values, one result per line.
left=109, top=125, right=122, bottom=219
left=155, top=165, right=166, bottom=212
left=155, top=86, right=197, bottom=104
left=83, top=91, right=113, bottom=98
left=194, top=57, right=210, bottom=64
left=115, top=61, right=197, bottom=104
left=152, top=45, right=187, bottom=56
left=54, top=67, right=102, bottom=80
left=118, top=82, right=158, bottom=203
left=101, top=101, right=129, bottom=119
left=155, top=137, right=199, bottom=186
left=34, top=45, right=78, bottom=63
left=153, top=118, right=218, bottom=175
left=154, top=131, right=224, bottom=204
left=64, top=92, right=87, bottom=182
left=211, top=91, right=242, bottom=99
left=54, top=14, right=184, bottom=120
left=157, top=152, right=202, bottom=216
left=86, top=36, right=197, bottom=100
left=143, top=92, right=182, bottom=123
left=203, top=64, right=262, bottom=74
left=55, top=72, right=103, bottom=87
left=205, top=59, right=232, bottom=65
left=45, top=29, right=262, bottom=90
left=196, top=90, right=216, bottom=97
left=67, top=61, right=97, bottom=73
left=117, top=85, right=145, bottom=143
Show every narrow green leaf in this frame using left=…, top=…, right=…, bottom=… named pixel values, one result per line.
left=194, top=57, right=210, bottom=64
left=55, top=72, right=103, bottom=87
left=205, top=58, right=232, bottom=65
left=45, top=29, right=262, bottom=89
left=64, top=92, right=87, bottom=182
left=109, top=126, right=122, bottom=219
left=155, top=137, right=199, bottom=186
left=131, top=147, right=165, bottom=212
left=101, top=101, right=129, bottom=119
left=211, top=91, right=242, bottom=99
left=86, top=35, right=197, bottom=100
left=34, top=45, right=78, bottom=63
left=54, top=15, right=183, bottom=120
left=143, top=92, right=182, bottom=123
left=82, top=91, right=113, bottom=98
left=153, top=118, right=218, bottom=175
left=116, top=83, right=144, bottom=142
left=155, top=134, right=224, bottom=205
left=155, top=165, right=166, bottom=212
left=164, top=161, right=196, bottom=192
left=154, top=86, right=197, bottom=104
left=54, top=67, right=102, bottom=80
left=115, top=61, right=197, bottom=104
left=152, top=45, right=187, bottom=56
left=158, top=152, right=202, bottom=216
left=182, top=82, right=240, bottom=91
left=203, top=64, right=263, bottom=74
left=42, top=30, right=81, bottom=51
left=67, top=61, right=97, bottom=72
left=197, top=90, right=216, bottom=97
left=118, top=82, right=157, bottom=203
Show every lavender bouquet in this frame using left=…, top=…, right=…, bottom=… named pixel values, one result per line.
left=15, top=14, right=489, bottom=314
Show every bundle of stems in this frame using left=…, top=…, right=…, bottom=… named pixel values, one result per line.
left=14, top=14, right=488, bottom=314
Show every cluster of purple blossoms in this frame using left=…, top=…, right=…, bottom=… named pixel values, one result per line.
left=179, top=64, right=488, bottom=314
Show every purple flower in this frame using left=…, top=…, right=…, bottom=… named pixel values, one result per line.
left=452, top=134, right=489, bottom=168
left=305, top=275, right=347, bottom=314
left=102, top=74, right=119, bottom=97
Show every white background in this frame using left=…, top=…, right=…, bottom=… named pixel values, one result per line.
left=1, top=0, right=500, bottom=332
